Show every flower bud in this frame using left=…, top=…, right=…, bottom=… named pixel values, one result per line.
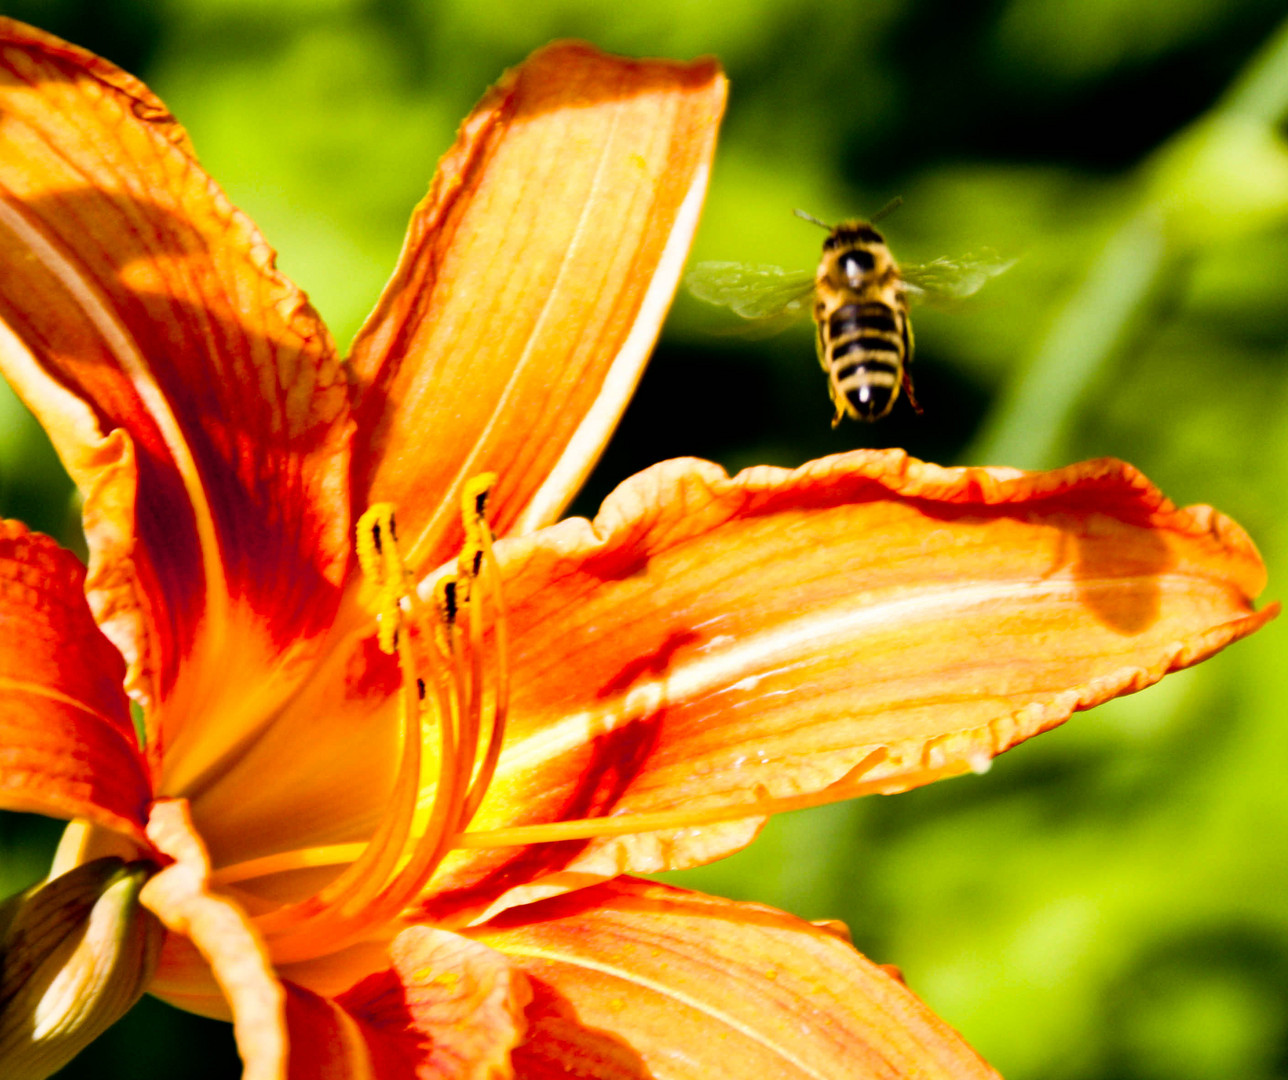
left=0, top=857, right=163, bottom=1079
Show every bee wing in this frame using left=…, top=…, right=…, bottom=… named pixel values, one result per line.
left=900, top=251, right=1016, bottom=308
left=685, top=262, right=816, bottom=321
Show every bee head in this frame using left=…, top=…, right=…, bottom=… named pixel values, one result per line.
left=825, top=222, right=883, bottom=247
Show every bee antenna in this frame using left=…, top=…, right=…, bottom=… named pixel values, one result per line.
left=871, top=196, right=904, bottom=224
left=793, top=208, right=833, bottom=231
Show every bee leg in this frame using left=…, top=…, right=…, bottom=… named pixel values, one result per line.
left=826, top=380, right=845, bottom=427
left=901, top=368, right=923, bottom=415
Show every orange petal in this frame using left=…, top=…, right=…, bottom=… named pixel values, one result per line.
left=178, top=635, right=401, bottom=871
left=349, top=41, right=726, bottom=574
left=423, top=451, right=1272, bottom=911
left=335, top=926, right=529, bottom=1080
left=475, top=877, right=998, bottom=1080
left=0, top=520, right=149, bottom=840
left=141, top=798, right=286, bottom=1080
left=0, top=20, right=353, bottom=771
left=281, top=983, right=377, bottom=1080
left=272, top=926, right=530, bottom=1079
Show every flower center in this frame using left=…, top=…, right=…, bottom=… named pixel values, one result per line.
left=210, top=479, right=908, bottom=964
left=222, top=475, right=510, bottom=965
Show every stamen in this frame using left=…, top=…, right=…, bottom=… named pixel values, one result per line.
left=210, top=843, right=366, bottom=887
left=237, top=478, right=514, bottom=965
left=355, top=504, right=410, bottom=655
left=454, top=558, right=486, bottom=822
left=215, top=759, right=897, bottom=888
left=334, top=475, right=510, bottom=927
left=390, top=585, right=463, bottom=896
left=251, top=505, right=429, bottom=957
left=428, top=574, right=472, bottom=842
left=453, top=750, right=896, bottom=849
left=436, top=577, right=458, bottom=626
left=456, top=472, right=497, bottom=600
left=462, top=472, right=497, bottom=530
left=252, top=616, right=425, bottom=951
left=461, top=521, right=510, bottom=826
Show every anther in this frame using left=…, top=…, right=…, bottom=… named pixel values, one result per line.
left=461, top=473, right=498, bottom=536
left=436, top=578, right=458, bottom=625
left=454, top=568, right=475, bottom=604
left=355, top=506, right=388, bottom=586
left=416, top=677, right=426, bottom=701
left=356, top=503, right=411, bottom=656
left=458, top=473, right=497, bottom=586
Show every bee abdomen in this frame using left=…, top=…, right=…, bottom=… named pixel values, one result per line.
left=824, top=300, right=905, bottom=421
left=832, top=336, right=901, bottom=360
left=827, top=302, right=899, bottom=341
left=834, top=355, right=900, bottom=420
left=834, top=350, right=901, bottom=383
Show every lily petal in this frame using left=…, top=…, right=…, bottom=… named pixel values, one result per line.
left=349, top=42, right=725, bottom=574
left=281, top=984, right=376, bottom=1080
left=0, top=521, right=148, bottom=840
left=269, top=926, right=530, bottom=1079
left=223, top=39, right=727, bottom=860
left=141, top=798, right=286, bottom=1080
left=338, top=926, right=529, bottom=1080
left=475, top=877, right=998, bottom=1080
left=0, top=19, right=353, bottom=784
left=426, top=451, right=1273, bottom=909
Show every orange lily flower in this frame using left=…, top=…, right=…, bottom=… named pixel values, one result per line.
left=0, top=17, right=1275, bottom=1079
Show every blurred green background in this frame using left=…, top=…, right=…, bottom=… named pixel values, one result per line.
left=1, top=0, right=1287, bottom=1076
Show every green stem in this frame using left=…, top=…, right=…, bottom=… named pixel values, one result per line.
left=968, top=13, right=1288, bottom=469
left=968, top=208, right=1167, bottom=469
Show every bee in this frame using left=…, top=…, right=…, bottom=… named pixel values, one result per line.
left=686, top=206, right=1011, bottom=425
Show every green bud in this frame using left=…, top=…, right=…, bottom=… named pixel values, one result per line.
left=0, top=857, right=163, bottom=1080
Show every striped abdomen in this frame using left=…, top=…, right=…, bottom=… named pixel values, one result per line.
left=819, top=299, right=910, bottom=422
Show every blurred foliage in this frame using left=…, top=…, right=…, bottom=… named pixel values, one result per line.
left=1, top=0, right=1287, bottom=1077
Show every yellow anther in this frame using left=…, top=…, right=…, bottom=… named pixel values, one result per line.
left=355, top=503, right=390, bottom=585
left=356, top=503, right=411, bottom=655
left=458, top=473, right=497, bottom=585
left=428, top=576, right=461, bottom=660
left=461, top=473, right=498, bottom=538
left=434, top=577, right=459, bottom=626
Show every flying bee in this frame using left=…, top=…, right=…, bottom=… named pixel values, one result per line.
left=809, top=213, right=915, bottom=424
left=686, top=206, right=1012, bottom=425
